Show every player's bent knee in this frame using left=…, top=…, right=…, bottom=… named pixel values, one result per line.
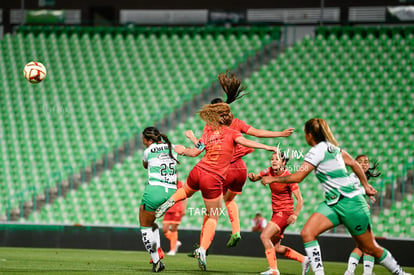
left=300, top=227, right=315, bottom=242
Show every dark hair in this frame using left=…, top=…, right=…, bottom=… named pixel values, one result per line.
left=210, top=98, right=224, bottom=104
left=142, top=126, right=180, bottom=164
left=217, top=70, right=248, bottom=104
left=273, top=151, right=290, bottom=166
left=356, top=154, right=381, bottom=180
left=280, top=151, right=290, bottom=164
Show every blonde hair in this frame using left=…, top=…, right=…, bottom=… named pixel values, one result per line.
left=304, top=118, right=339, bottom=146
left=198, top=103, right=231, bottom=130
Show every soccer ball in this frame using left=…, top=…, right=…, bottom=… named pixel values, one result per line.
left=23, top=61, right=47, bottom=83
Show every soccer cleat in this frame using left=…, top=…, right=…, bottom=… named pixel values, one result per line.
left=393, top=268, right=412, bottom=275
left=260, top=268, right=280, bottom=275
left=155, top=199, right=175, bottom=218
left=344, top=271, right=354, bottom=275
left=175, top=240, right=182, bottom=253
left=226, top=232, right=241, bottom=247
left=167, top=250, right=176, bottom=256
left=195, top=247, right=207, bottom=271
left=301, top=256, right=311, bottom=275
left=187, top=243, right=209, bottom=258
left=152, top=260, right=165, bottom=273
left=149, top=247, right=165, bottom=264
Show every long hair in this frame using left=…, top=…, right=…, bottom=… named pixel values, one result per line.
left=142, top=126, right=180, bottom=164
left=304, top=118, right=339, bottom=146
left=356, top=154, right=381, bottom=180
left=217, top=70, right=249, bottom=104
left=198, top=103, right=231, bottom=130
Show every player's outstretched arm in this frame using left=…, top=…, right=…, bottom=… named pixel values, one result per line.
left=248, top=172, right=262, bottom=182
left=174, top=144, right=203, bottom=158
left=235, top=136, right=278, bottom=152
left=341, top=149, right=377, bottom=197
left=246, top=127, right=294, bottom=138
left=185, top=130, right=199, bottom=145
left=261, top=161, right=314, bottom=185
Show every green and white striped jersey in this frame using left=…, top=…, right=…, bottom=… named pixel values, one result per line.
left=304, top=141, right=361, bottom=200
left=143, top=143, right=178, bottom=189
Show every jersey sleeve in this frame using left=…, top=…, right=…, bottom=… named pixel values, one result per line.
left=290, top=183, right=299, bottom=192
left=234, top=118, right=252, bottom=134
left=304, top=144, right=324, bottom=167
left=142, top=148, right=149, bottom=162
left=231, top=127, right=243, bottom=141
left=259, top=167, right=271, bottom=177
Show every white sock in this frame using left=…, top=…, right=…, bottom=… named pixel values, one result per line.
left=347, top=252, right=361, bottom=273
left=379, top=249, right=403, bottom=274
left=141, top=227, right=160, bottom=263
left=304, top=240, right=324, bottom=275
left=363, top=254, right=375, bottom=274
left=153, top=224, right=161, bottom=249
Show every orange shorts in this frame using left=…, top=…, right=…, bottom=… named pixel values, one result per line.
left=223, top=159, right=247, bottom=194
left=187, top=166, right=223, bottom=200
left=270, top=211, right=294, bottom=238
left=163, top=211, right=183, bottom=224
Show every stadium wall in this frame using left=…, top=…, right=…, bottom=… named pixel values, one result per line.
left=0, top=224, right=413, bottom=266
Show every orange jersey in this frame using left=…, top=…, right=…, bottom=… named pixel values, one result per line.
left=167, top=180, right=184, bottom=213
left=202, top=118, right=253, bottom=163
left=229, top=118, right=254, bottom=162
left=197, top=126, right=242, bottom=179
left=260, top=168, right=299, bottom=213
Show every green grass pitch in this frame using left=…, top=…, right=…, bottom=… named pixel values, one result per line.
left=0, top=247, right=413, bottom=274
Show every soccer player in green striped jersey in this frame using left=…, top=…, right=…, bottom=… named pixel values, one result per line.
left=345, top=154, right=381, bottom=275
left=139, top=126, right=183, bottom=273
left=261, top=118, right=410, bottom=275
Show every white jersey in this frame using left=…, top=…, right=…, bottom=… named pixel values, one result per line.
left=143, top=143, right=178, bottom=189
left=349, top=172, right=366, bottom=195
left=304, top=141, right=361, bottom=202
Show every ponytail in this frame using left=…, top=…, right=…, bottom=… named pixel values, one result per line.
left=318, top=119, right=339, bottom=146
left=218, top=70, right=248, bottom=104
left=160, top=133, right=180, bottom=164
left=305, top=118, right=339, bottom=146
left=142, top=126, right=180, bottom=164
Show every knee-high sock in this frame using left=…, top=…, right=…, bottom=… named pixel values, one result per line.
left=379, top=249, right=404, bottom=274
left=200, top=218, right=217, bottom=250
left=153, top=226, right=160, bottom=250
left=346, top=252, right=361, bottom=273
left=200, top=215, right=208, bottom=244
left=164, top=230, right=172, bottom=240
left=141, top=227, right=159, bottom=263
left=363, top=254, right=375, bottom=274
left=225, top=200, right=240, bottom=234
left=304, top=240, right=324, bottom=275
left=171, top=188, right=187, bottom=202
left=283, top=247, right=305, bottom=263
left=170, top=231, right=178, bottom=251
left=265, top=248, right=278, bottom=270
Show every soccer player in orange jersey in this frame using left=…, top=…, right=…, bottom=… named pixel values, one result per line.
left=162, top=180, right=186, bottom=256
left=155, top=103, right=278, bottom=271
left=249, top=151, right=310, bottom=275
left=186, top=71, right=294, bottom=248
